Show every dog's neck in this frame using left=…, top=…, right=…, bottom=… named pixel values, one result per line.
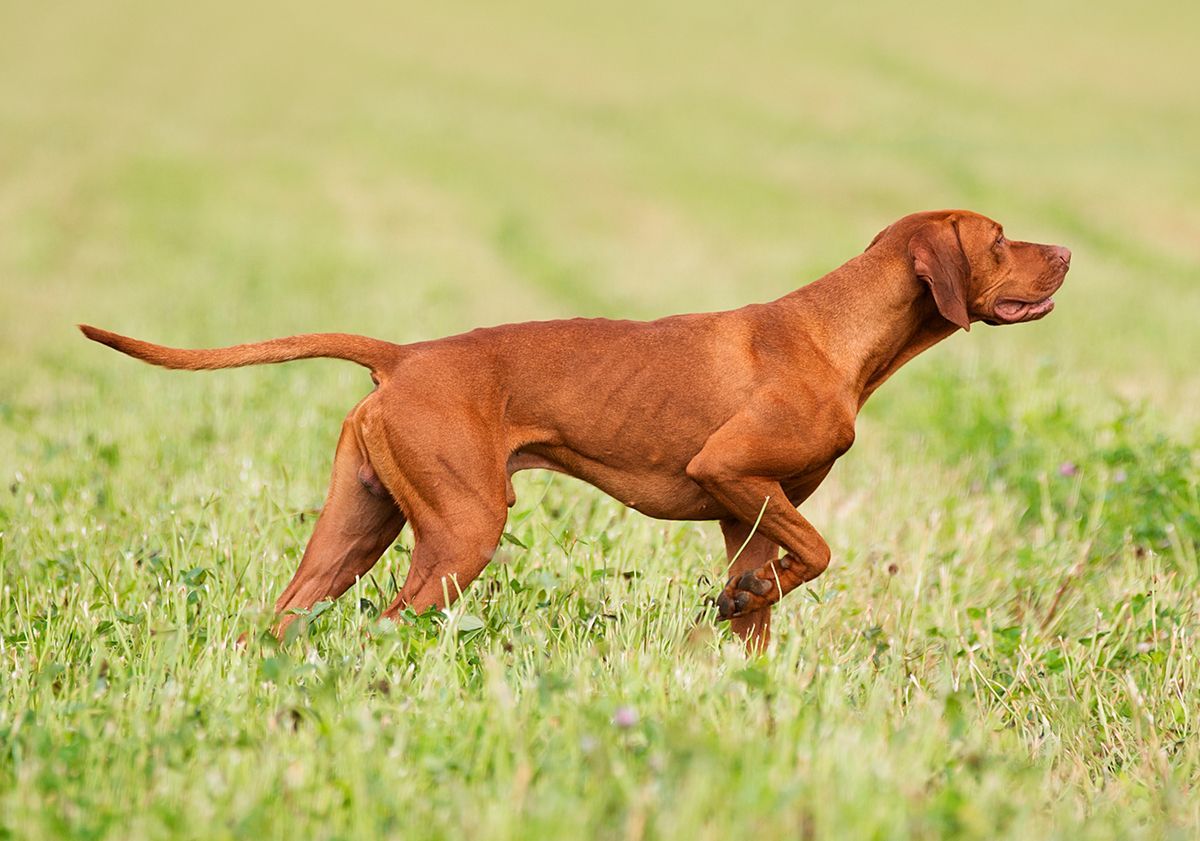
left=781, top=250, right=961, bottom=408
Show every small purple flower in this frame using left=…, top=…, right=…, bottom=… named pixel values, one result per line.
left=1058, top=461, right=1078, bottom=478
left=612, top=705, right=638, bottom=729
left=1113, top=469, right=1128, bottom=484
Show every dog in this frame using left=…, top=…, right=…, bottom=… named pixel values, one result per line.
left=81, top=209, right=1070, bottom=650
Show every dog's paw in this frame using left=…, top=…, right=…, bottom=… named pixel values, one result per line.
left=716, top=570, right=775, bottom=620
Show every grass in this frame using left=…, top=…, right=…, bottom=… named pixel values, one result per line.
left=1, top=1, right=1199, bottom=838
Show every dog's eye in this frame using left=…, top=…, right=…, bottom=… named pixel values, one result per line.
left=993, top=233, right=1006, bottom=250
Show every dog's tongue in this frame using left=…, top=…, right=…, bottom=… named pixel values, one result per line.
left=994, top=300, right=1029, bottom=321
left=995, top=298, right=1053, bottom=322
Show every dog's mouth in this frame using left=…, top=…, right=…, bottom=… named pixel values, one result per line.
left=983, top=297, right=1056, bottom=326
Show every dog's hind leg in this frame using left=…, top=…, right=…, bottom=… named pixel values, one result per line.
left=355, top=408, right=509, bottom=620
left=381, top=500, right=509, bottom=618
left=273, top=415, right=405, bottom=637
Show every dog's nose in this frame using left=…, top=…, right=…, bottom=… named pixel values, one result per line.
left=1053, top=246, right=1071, bottom=267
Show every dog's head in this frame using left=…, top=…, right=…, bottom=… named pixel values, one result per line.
left=869, top=210, right=1071, bottom=331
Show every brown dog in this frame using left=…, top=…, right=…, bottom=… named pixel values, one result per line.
left=81, top=209, right=1070, bottom=650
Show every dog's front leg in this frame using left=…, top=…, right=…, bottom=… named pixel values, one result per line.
left=686, top=415, right=836, bottom=628
left=719, top=519, right=778, bottom=652
left=699, top=477, right=830, bottom=619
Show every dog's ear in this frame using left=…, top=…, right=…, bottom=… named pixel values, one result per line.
left=908, top=219, right=971, bottom=331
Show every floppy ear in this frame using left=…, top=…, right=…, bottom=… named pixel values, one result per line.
left=908, top=219, right=971, bottom=331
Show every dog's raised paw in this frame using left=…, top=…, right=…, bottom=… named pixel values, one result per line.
left=716, top=571, right=775, bottom=620
left=736, top=570, right=773, bottom=596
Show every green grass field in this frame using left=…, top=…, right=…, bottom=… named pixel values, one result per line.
left=2, top=2, right=1198, bottom=838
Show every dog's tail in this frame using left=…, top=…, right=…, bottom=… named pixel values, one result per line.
left=79, top=325, right=403, bottom=379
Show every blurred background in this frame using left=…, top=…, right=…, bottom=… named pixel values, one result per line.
left=2, top=5, right=1199, bottom=836
left=1, top=0, right=1197, bottom=421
